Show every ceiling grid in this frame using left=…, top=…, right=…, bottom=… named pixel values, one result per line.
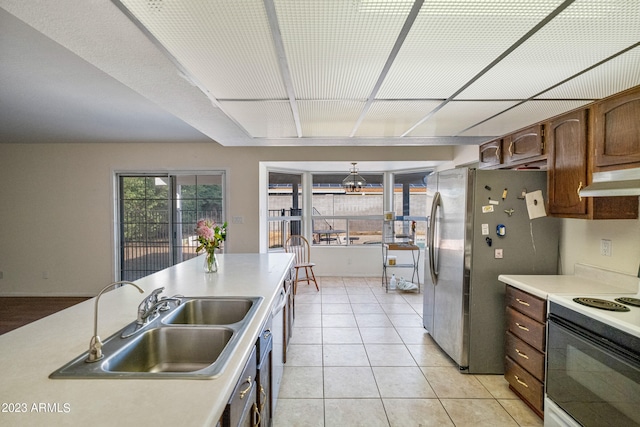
left=2, top=0, right=639, bottom=146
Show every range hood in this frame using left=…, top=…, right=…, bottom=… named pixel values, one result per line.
left=579, top=167, right=640, bottom=197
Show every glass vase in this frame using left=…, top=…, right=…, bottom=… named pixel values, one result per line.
left=204, top=250, right=218, bottom=273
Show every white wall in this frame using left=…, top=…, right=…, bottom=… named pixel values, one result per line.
left=2, top=141, right=638, bottom=296
left=0, top=142, right=452, bottom=296
left=559, top=217, right=640, bottom=276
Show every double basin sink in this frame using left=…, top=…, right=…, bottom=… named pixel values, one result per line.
left=50, top=296, right=262, bottom=379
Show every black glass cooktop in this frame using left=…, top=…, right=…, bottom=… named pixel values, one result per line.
left=572, top=297, right=631, bottom=312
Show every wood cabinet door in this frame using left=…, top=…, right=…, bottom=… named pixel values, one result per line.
left=547, top=109, right=588, bottom=216
left=478, top=139, right=502, bottom=169
left=594, top=87, right=640, bottom=168
left=504, top=125, right=544, bottom=165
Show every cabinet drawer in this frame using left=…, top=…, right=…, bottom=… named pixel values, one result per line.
left=505, top=332, right=545, bottom=381
left=506, top=286, right=546, bottom=323
left=223, top=347, right=257, bottom=427
left=506, top=307, right=545, bottom=351
left=505, top=356, right=544, bottom=414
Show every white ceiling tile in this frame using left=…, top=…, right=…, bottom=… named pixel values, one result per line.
left=274, top=0, right=411, bottom=99
left=219, top=100, right=297, bottom=138
left=458, top=0, right=640, bottom=99
left=298, top=100, right=366, bottom=137
left=459, top=100, right=592, bottom=137
left=355, top=100, right=443, bottom=137
left=119, top=0, right=287, bottom=99
left=378, top=0, right=565, bottom=99
left=537, top=46, right=640, bottom=99
left=407, top=100, right=522, bottom=137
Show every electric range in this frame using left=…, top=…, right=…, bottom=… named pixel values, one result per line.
left=548, top=292, right=640, bottom=339
left=545, top=292, right=640, bottom=427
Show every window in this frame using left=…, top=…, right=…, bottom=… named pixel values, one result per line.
left=311, top=173, right=384, bottom=245
left=392, top=171, right=428, bottom=247
left=267, top=172, right=303, bottom=249
left=118, top=173, right=225, bottom=281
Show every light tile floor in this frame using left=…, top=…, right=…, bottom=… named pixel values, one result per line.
left=273, top=276, right=543, bottom=427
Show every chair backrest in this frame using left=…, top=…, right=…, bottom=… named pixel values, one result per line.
left=284, top=235, right=311, bottom=264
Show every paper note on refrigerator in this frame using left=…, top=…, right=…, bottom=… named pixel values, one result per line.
left=525, top=190, right=547, bottom=219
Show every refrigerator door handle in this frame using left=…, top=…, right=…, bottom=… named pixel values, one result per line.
left=428, top=191, right=441, bottom=285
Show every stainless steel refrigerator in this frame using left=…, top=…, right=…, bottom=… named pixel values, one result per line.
left=423, top=168, right=559, bottom=374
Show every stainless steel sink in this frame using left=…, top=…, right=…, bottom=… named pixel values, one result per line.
left=50, top=296, right=263, bottom=379
left=162, top=297, right=257, bottom=325
left=104, top=327, right=233, bottom=373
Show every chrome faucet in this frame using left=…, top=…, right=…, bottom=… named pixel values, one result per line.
left=86, top=281, right=144, bottom=363
left=136, top=287, right=182, bottom=325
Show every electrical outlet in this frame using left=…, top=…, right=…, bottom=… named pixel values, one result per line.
left=232, top=216, right=244, bottom=224
left=600, top=239, right=612, bottom=257
left=494, top=248, right=503, bottom=259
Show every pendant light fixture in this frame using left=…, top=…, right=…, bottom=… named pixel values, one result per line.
left=342, top=162, right=366, bottom=193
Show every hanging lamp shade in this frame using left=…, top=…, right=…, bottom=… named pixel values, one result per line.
left=342, top=162, right=366, bottom=192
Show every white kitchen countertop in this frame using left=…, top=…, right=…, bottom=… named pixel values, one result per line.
left=0, top=253, right=294, bottom=426
left=498, top=263, right=639, bottom=299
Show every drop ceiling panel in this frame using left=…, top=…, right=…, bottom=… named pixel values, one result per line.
left=408, top=101, right=522, bottom=137
left=537, top=46, right=640, bottom=99
left=274, top=0, right=411, bottom=99
left=119, top=0, right=287, bottom=99
left=460, top=100, right=592, bottom=137
left=298, top=100, right=366, bottom=137
left=458, top=0, right=640, bottom=100
left=219, top=101, right=297, bottom=138
left=355, top=100, right=443, bottom=137
left=378, top=0, right=565, bottom=99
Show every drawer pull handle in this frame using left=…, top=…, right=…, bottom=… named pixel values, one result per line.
left=259, top=384, right=266, bottom=412
left=515, top=322, right=529, bottom=332
left=253, top=403, right=261, bottom=426
left=239, top=376, right=252, bottom=399
left=515, top=298, right=530, bottom=307
left=514, top=375, right=529, bottom=388
left=515, top=348, right=529, bottom=360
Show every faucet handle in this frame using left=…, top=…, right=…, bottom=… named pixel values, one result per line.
left=145, top=287, right=165, bottom=307
left=149, top=287, right=165, bottom=299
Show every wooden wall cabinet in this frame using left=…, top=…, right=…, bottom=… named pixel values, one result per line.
left=478, top=125, right=546, bottom=170
left=547, top=108, right=638, bottom=219
left=478, top=139, right=502, bottom=169
left=504, top=286, right=546, bottom=418
left=594, top=86, right=640, bottom=169
left=503, top=124, right=546, bottom=166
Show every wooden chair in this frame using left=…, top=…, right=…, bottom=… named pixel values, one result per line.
left=284, top=235, right=319, bottom=294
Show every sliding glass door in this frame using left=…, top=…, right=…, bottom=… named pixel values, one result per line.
left=118, top=173, right=225, bottom=281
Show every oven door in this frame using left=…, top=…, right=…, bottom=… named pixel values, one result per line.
left=547, top=315, right=640, bottom=427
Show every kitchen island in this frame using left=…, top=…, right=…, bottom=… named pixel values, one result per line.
left=0, top=253, right=294, bottom=426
